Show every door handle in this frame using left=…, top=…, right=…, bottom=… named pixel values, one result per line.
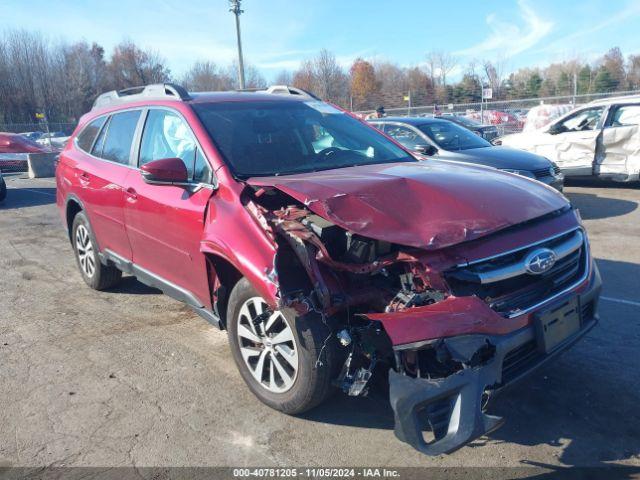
left=125, top=187, right=138, bottom=201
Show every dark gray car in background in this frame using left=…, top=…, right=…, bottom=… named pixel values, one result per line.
left=439, top=115, right=500, bottom=142
left=369, top=117, right=564, bottom=191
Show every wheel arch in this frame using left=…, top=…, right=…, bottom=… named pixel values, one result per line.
left=204, top=252, right=244, bottom=328
left=65, top=195, right=84, bottom=241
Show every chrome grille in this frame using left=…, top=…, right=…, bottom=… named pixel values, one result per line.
left=446, top=229, right=587, bottom=318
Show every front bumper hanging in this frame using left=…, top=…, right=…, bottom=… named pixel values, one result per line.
left=388, top=264, right=601, bottom=456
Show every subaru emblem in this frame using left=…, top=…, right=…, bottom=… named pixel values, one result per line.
left=524, top=248, right=557, bottom=275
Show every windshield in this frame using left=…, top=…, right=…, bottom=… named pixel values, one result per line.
left=193, top=100, right=414, bottom=177
left=417, top=120, right=491, bottom=151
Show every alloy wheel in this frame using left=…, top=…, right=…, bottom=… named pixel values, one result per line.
left=75, top=224, right=96, bottom=278
left=236, top=297, right=299, bottom=393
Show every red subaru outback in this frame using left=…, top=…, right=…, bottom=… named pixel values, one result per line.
left=56, top=84, right=601, bottom=455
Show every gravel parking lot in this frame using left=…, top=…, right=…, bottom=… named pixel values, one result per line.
left=1, top=174, right=639, bottom=472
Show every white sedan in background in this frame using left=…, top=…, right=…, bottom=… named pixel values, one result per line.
left=500, top=95, right=640, bottom=182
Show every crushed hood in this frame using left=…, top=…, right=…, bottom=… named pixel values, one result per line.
left=247, top=160, right=569, bottom=250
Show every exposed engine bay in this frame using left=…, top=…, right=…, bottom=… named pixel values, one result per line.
left=236, top=181, right=599, bottom=455
left=244, top=184, right=507, bottom=399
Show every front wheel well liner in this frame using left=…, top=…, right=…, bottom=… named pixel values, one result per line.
left=204, top=253, right=243, bottom=328
left=66, top=199, right=83, bottom=241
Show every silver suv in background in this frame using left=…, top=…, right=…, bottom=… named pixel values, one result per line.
left=499, top=95, right=640, bottom=182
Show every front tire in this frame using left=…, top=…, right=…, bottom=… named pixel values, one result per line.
left=71, top=212, right=122, bottom=290
left=227, top=278, right=337, bottom=414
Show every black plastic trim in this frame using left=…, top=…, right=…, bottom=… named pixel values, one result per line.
left=389, top=263, right=601, bottom=456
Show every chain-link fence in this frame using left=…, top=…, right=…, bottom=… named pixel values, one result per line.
left=0, top=122, right=76, bottom=135
left=356, top=90, right=640, bottom=136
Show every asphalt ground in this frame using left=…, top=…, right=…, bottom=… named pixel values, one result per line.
left=0, top=173, right=639, bottom=474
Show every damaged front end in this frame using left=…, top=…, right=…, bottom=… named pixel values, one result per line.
left=240, top=176, right=600, bottom=456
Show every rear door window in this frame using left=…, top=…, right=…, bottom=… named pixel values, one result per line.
left=100, top=110, right=141, bottom=165
left=384, top=125, right=423, bottom=149
left=608, top=105, right=640, bottom=127
left=91, top=117, right=110, bottom=157
left=77, top=117, right=107, bottom=153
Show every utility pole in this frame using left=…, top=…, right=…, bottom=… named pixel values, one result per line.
left=229, top=0, right=246, bottom=89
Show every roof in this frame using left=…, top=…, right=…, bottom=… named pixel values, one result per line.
left=588, top=94, right=640, bottom=106
left=188, top=91, right=311, bottom=104
left=91, top=83, right=318, bottom=111
left=368, top=116, right=449, bottom=125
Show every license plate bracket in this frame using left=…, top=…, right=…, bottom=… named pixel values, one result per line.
left=535, top=298, right=581, bottom=353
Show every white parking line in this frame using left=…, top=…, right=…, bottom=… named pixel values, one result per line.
left=601, top=296, right=640, bottom=308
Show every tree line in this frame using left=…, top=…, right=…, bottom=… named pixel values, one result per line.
left=0, top=30, right=267, bottom=125
left=1, top=28, right=639, bottom=124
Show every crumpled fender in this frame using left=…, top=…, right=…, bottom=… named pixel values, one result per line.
left=200, top=183, right=279, bottom=307
left=596, top=125, right=640, bottom=177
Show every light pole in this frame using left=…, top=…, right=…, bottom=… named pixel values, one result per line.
left=229, top=0, right=246, bottom=89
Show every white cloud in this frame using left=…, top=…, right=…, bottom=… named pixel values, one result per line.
left=454, top=0, right=553, bottom=58
left=538, top=2, right=640, bottom=55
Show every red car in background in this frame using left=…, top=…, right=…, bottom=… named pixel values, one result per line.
left=465, top=110, right=524, bottom=135
left=0, top=132, right=50, bottom=172
left=0, top=132, right=49, bottom=154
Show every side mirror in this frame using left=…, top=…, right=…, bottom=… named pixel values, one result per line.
left=548, top=123, right=564, bottom=135
left=140, top=158, right=189, bottom=185
left=413, top=144, right=438, bottom=156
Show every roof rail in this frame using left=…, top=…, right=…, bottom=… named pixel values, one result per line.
left=234, top=85, right=320, bottom=100
left=92, top=83, right=192, bottom=110
left=265, top=85, right=320, bottom=100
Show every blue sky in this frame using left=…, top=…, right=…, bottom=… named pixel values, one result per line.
left=1, top=0, right=639, bottom=81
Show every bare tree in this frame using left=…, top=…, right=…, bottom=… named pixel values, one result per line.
left=424, top=51, right=438, bottom=86
left=63, top=41, right=108, bottom=118
left=435, top=51, right=457, bottom=86
left=482, top=57, right=506, bottom=98
left=312, top=49, right=349, bottom=104
left=425, top=50, right=457, bottom=86
left=225, top=61, right=266, bottom=89
left=182, top=61, right=234, bottom=91
left=628, top=54, right=640, bottom=89
left=292, top=60, right=315, bottom=93
left=274, top=70, right=293, bottom=85
left=291, top=50, right=349, bottom=105
left=108, top=40, right=170, bottom=90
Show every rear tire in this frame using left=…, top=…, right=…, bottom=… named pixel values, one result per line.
left=71, top=211, right=122, bottom=290
left=226, top=277, right=337, bottom=414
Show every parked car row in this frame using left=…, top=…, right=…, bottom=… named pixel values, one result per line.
left=369, top=116, right=564, bottom=191
left=56, top=83, right=600, bottom=457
